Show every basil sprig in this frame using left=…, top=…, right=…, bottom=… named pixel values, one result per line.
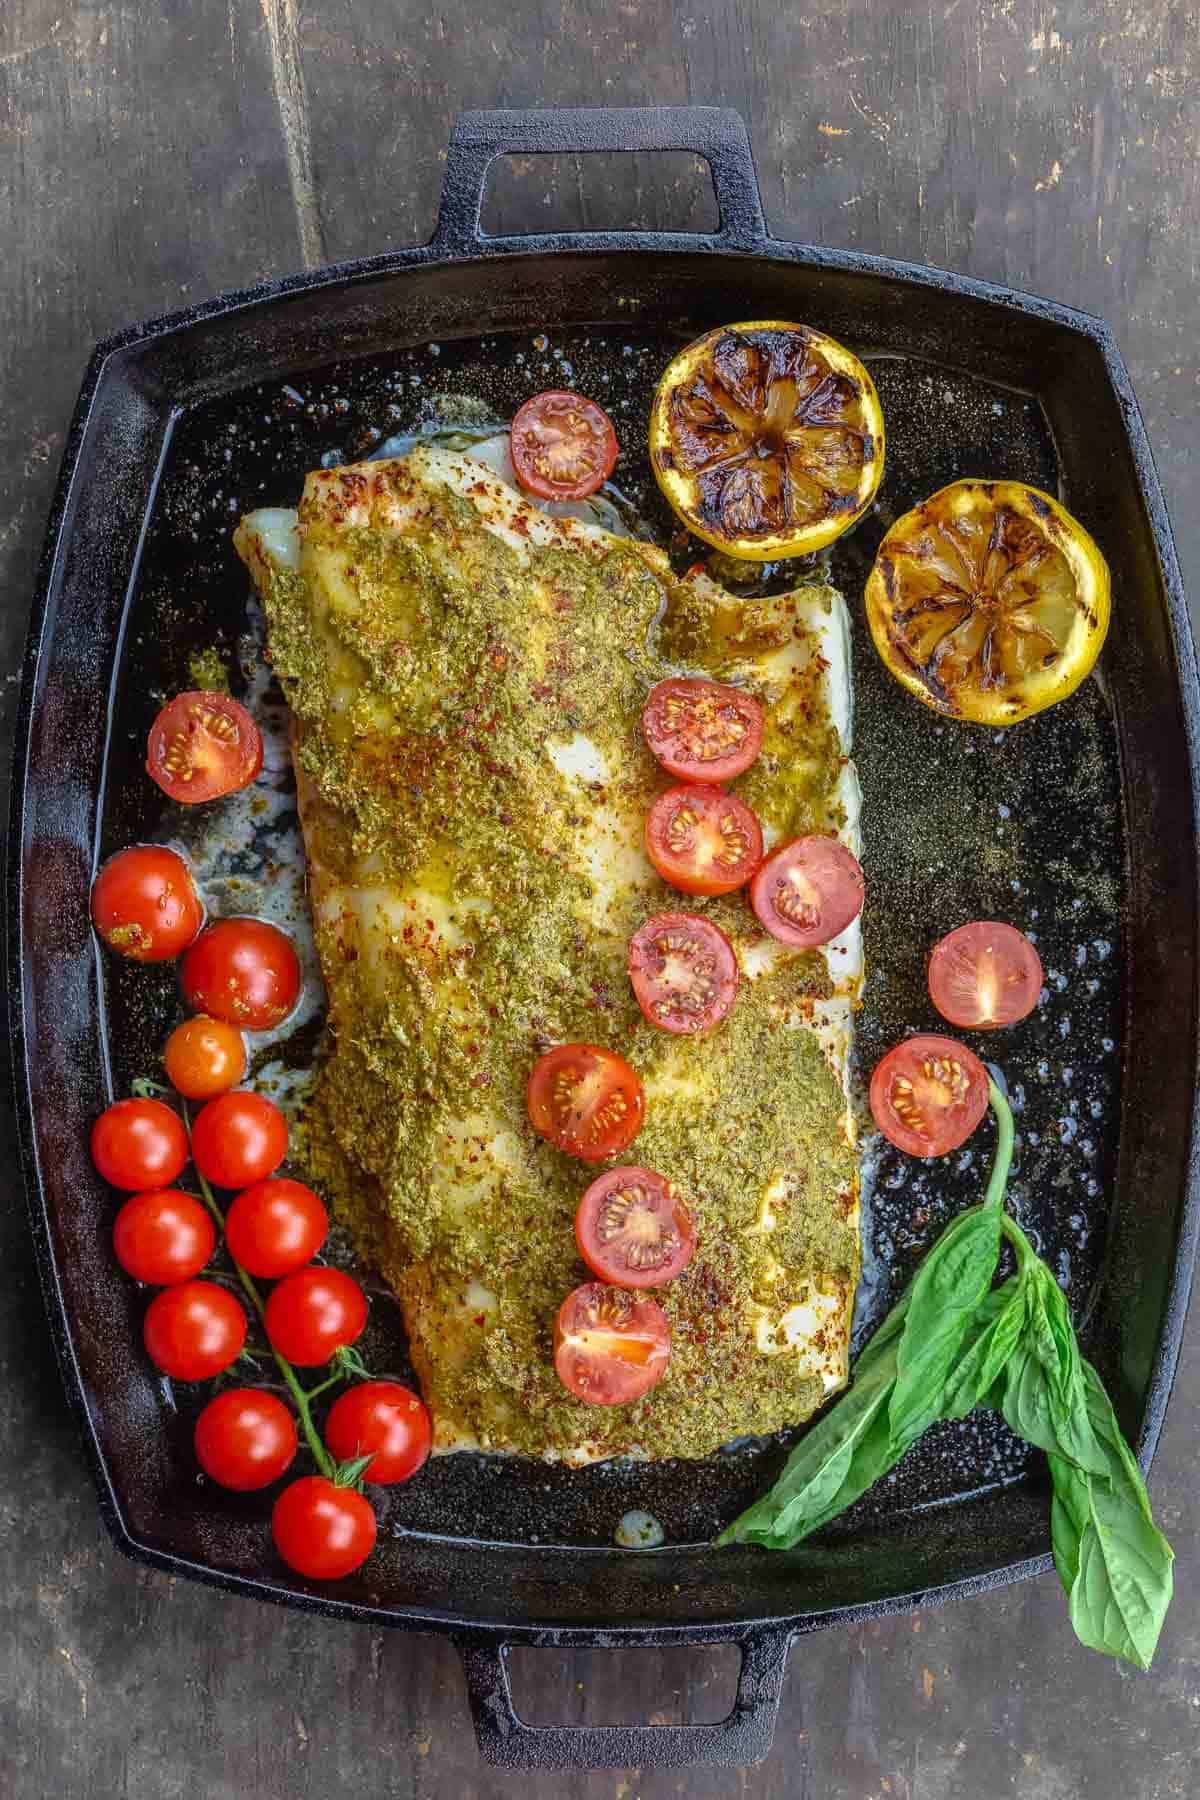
left=719, top=1079, right=1174, bottom=1671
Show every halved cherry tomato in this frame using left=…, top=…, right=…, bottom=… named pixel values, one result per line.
left=194, top=1388, right=298, bottom=1491
left=628, top=912, right=738, bottom=1034
left=645, top=784, right=763, bottom=897
left=143, top=1280, right=247, bottom=1380
left=510, top=390, right=618, bottom=501
left=869, top=1035, right=990, bottom=1159
left=147, top=691, right=263, bottom=804
left=526, top=1044, right=645, bottom=1162
left=554, top=1283, right=671, bottom=1405
left=180, top=917, right=301, bottom=1030
left=324, top=1381, right=432, bottom=1485
left=163, top=1015, right=247, bottom=1099
left=749, top=835, right=865, bottom=947
left=112, top=1189, right=215, bottom=1285
left=272, top=1476, right=377, bottom=1580
left=224, top=1178, right=328, bottom=1280
left=91, top=845, right=204, bottom=963
left=264, top=1267, right=368, bottom=1366
left=576, top=1167, right=697, bottom=1288
left=927, top=921, right=1043, bottom=1030
left=92, top=1099, right=189, bottom=1191
left=642, top=678, right=764, bottom=783
left=190, top=1091, right=288, bottom=1189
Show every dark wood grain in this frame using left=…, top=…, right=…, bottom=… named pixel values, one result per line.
left=1, top=1, right=1198, bottom=1795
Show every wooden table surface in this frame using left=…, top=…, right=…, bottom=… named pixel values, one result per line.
left=2, top=2, right=1198, bottom=1795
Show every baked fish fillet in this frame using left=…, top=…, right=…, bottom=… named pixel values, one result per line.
left=236, top=444, right=862, bottom=1463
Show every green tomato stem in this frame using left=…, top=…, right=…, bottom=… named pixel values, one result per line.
left=983, top=1079, right=1016, bottom=1211
left=183, top=1104, right=335, bottom=1480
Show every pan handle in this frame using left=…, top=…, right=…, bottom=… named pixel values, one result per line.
left=452, top=1624, right=791, bottom=1771
left=430, top=106, right=769, bottom=255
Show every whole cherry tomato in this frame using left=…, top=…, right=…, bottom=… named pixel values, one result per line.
left=224, top=1178, right=328, bottom=1280
left=264, top=1268, right=368, bottom=1367
left=91, top=1099, right=189, bottom=1192
left=112, top=1189, right=215, bottom=1285
left=194, top=1388, right=298, bottom=1491
left=143, top=1280, right=246, bottom=1380
left=91, top=845, right=203, bottom=962
left=272, top=1476, right=377, bottom=1580
left=190, top=1091, right=288, bottom=1189
left=324, top=1381, right=432, bottom=1485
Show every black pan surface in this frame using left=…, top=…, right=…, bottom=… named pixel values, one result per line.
left=11, top=109, right=1199, bottom=1770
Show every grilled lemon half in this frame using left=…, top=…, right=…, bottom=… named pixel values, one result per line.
left=864, top=479, right=1111, bottom=726
left=649, top=321, right=886, bottom=561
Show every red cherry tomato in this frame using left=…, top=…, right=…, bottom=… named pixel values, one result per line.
left=92, top=1099, right=189, bottom=1191
left=927, top=921, right=1044, bottom=1030
left=194, top=1388, right=298, bottom=1491
left=264, top=1267, right=368, bottom=1367
left=272, top=1476, right=377, bottom=1580
left=526, top=1044, right=645, bottom=1162
left=146, top=691, right=263, bottom=804
left=190, top=1092, right=288, bottom=1189
left=224, top=1178, right=328, bottom=1280
left=642, top=678, right=764, bottom=783
left=143, top=1280, right=247, bottom=1380
left=869, top=1035, right=990, bottom=1159
left=180, top=917, right=301, bottom=1030
left=576, top=1167, right=697, bottom=1288
left=645, top=784, right=763, bottom=897
left=112, top=1189, right=215, bottom=1285
left=749, top=835, right=865, bottom=948
left=628, top=911, right=738, bottom=1034
left=163, top=1015, right=247, bottom=1098
left=91, top=845, right=204, bottom=963
left=324, top=1381, right=432, bottom=1485
left=510, top=390, right=619, bottom=500
left=554, top=1282, right=671, bottom=1405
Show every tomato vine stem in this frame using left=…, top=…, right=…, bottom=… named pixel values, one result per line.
left=181, top=1102, right=335, bottom=1479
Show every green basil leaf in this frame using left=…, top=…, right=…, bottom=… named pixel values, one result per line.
left=941, top=1277, right=1026, bottom=1420
left=719, top=1301, right=906, bottom=1547
left=1006, top=1272, right=1106, bottom=1477
left=889, top=1206, right=1003, bottom=1445
left=1049, top=1452, right=1089, bottom=1594
left=1051, top=1362, right=1173, bottom=1670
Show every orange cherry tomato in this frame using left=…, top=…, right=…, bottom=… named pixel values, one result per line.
left=91, top=845, right=203, bottom=962
left=576, top=1166, right=696, bottom=1288
left=645, top=784, right=763, bottom=896
left=749, top=835, right=865, bottom=948
left=146, top=691, right=263, bottom=804
left=628, top=911, right=738, bottom=1034
left=642, top=678, right=764, bottom=783
left=163, top=1015, right=247, bottom=1098
left=869, top=1035, right=990, bottom=1159
left=180, top=917, right=301, bottom=1030
left=526, top=1044, right=645, bottom=1162
left=510, top=390, right=618, bottom=500
left=927, top=921, right=1043, bottom=1030
left=554, top=1282, right=671, bottom=1405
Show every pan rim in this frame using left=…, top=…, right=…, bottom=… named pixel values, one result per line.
left=9, top=229, right=1199, bottom=1645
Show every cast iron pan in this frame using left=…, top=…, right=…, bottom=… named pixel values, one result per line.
left=9, top=108, right=1200, bottom=1771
